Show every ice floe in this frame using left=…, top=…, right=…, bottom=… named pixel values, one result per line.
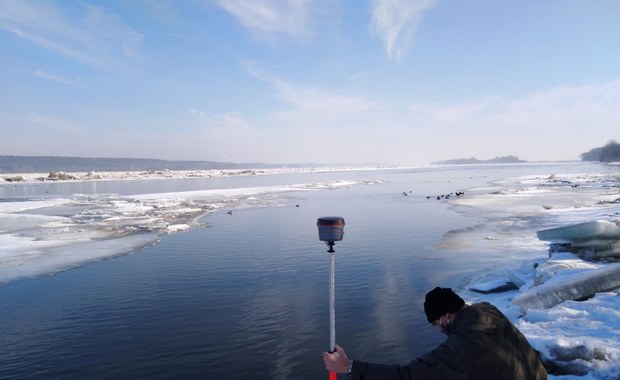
left=0, top=175, right=370, bottom=285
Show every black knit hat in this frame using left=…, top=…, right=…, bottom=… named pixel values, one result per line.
left=424, top=287, right=465, bottom=323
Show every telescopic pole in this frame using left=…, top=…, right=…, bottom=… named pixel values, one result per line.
left=328, top=243, right=336, bottom=380
left=316, top=217, right=345, bottom=380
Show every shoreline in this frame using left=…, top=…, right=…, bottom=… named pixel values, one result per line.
left=0, top=166, right=407, bottom=184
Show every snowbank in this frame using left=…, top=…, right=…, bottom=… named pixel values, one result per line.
left=453, top=171, right=620, bottom=379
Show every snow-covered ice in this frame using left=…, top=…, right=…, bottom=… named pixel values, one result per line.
left=452, top=170, right=620, bottom=379
left=0, top=169, right=369, bottom=285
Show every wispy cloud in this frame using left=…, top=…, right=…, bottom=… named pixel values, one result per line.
left=27, top=113, right=84, bottom=133
left=370, top=0, right=437, bottom=61
left=189, top=108, right=206, bottom=120
left=33, top=69, right=77, bottom=85
left=214, top=112, right=260, bottom=136
left=214, top=0, right=317, bottom=43
left=241, top=60, right=384, bottom=127
left=408, top=79, right=620, bottom=128
left=348, top=70, right=371, bottom=82
left=193, top=61, right=398, bottom=163
left=82, top=6, right=143, bottom=62
left=405, top=79, right=620, bottom=160
left=408, top=99, right=495, bottom=123
left=488, top=79, right=620, bottom=130
left=125, top=0, right=185, bottom=26
left=0, top=1, right=143, bottom=70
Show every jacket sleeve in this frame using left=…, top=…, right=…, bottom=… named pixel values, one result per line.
left=350, top=336, right=474, bottom=380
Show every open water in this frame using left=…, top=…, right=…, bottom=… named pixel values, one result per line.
left=0, top=163, right=609, bottom=379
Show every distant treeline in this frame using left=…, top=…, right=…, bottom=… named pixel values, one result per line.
left=580, top=140, right=620, bottom=162
left=0, top=156, right=290, bottom=174
left=431, top=155, right=527, bottom=165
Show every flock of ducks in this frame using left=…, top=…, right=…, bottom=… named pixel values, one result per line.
left=425, top=191, right=465, bottom=200
left=400, top=190, right=465, bottom=200
left=227, top=191, right=466, bottom=214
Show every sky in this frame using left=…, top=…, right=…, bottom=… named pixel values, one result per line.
left=1, top=0, right=620, bottom=166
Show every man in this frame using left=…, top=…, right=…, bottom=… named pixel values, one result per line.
left=323, top=287, right=547, bottom=379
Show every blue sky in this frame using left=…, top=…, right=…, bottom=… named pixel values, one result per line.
left=1, top=0, right=619, bottom=166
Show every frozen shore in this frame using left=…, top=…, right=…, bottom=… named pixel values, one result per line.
left=0, top=169, right=376, bottom=285
left=448, top=170, right=620, bottom=379
left=0, top=165, right=398, bottom=184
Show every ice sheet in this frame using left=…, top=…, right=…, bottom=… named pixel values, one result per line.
left=0, top=178, right=365, bottom=285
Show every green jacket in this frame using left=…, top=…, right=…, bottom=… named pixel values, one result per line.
left=350, top=302, right=547, bottom=380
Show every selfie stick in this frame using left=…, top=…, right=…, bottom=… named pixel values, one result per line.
left=317, top=216, right=345, bottom=380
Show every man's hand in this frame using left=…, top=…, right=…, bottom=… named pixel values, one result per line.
left=323, top=345, right=351, bottom=373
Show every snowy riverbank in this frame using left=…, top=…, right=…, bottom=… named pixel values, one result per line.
left=0, top=166, right=397, bottom=184
left=448, top=170, right=620, bottom=379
